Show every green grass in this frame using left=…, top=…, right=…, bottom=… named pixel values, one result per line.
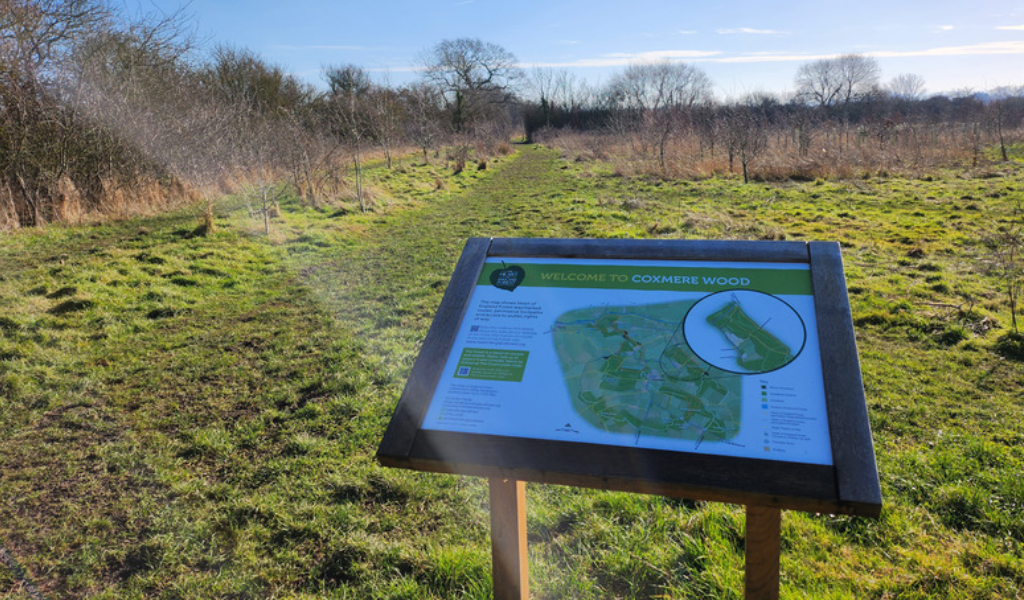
left=1, top=145, right=1023, bottom=598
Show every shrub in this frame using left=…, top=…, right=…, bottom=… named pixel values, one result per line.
left=994, top=331, right=1024, bottom=360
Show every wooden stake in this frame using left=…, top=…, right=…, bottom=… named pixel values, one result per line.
left=744, top=505, right=781, bottom=600
left=489, top=477, right=528, bottom=600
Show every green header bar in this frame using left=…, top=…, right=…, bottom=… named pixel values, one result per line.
left=479, top=262, right=812, bottom=295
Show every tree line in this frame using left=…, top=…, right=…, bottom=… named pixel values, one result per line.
left=2, top=0, right=1022, bottom=229
left=525, top=54, right=1024, bottom=181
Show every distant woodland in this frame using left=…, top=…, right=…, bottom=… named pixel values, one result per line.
left=2, top=0, right=1023, bottom=229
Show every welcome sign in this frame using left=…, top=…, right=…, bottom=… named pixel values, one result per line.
left=424, top=257, right=831, bottom=466
left=378, top=238, right=881, bottom=517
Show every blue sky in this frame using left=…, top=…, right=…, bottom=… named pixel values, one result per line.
left=136, top=0, right=1024, bottom=98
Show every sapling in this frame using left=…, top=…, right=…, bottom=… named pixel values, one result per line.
left=982, top=199, right=1024, bottom=335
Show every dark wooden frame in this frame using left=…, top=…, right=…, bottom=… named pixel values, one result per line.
left=377, top=238, right=881, bottom=517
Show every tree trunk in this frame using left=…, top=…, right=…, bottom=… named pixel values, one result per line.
left=15, top=174, right=40, bottom=227
left=203, top=196, right=216, bottom=234
left=659, top=131, right=668, bottom=174
left=998, top=114, right=1009, bottom=162
left=262, top=187, right=270, bottom=235
left=354, top=142, right=365, bottom=213
left=1010, top=283, right=1018, bottom=334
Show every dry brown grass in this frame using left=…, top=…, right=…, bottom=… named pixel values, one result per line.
left=0, top=187, right=19, bottom=230
left=0, top=175, right=201, bottom=231
left=536, top=124, right=1022, bottom=181
left=0, top=143, right=424, bottom=231
left=494, top=141, right=515, bottom=156
left=97, top=177, right=196, bottom=223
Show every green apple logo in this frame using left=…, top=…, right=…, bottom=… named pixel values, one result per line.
left=490, top=263, right=525, bottom=291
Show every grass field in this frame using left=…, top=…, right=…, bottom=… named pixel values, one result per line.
left=2, top=145, right=1023, bottom=599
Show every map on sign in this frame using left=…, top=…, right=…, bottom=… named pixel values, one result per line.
left=685, top=289, right=806, bottom=375
left=707, top=299, right=793, bottom=371
left=553, top=300, right=742, bottom=444
left=421, top=257, right=833, bottom=465
left=552, top=290, right=804, bottom=445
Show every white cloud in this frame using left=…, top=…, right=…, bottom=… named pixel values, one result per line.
left=523, top=41, right=1024, bottom=70
left=678, top=30, right=697, bottom=35
left=713, top=41, right=1024, bottom=63
left=996, top=24, right=1024, bottom=30
left=716, top=27, right=788, bottom=35
left=935, top=25, right=955, bottom=32
left=868, top=41, right=1024, bottom=58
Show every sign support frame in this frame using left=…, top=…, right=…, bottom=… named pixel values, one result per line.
left=745, top=505, right=782, bottom=600
left=489, top=477, right=528, bottom=600
left=377, top=237, right=882, bottom=598
left=486, top=478, right=786, bottom=600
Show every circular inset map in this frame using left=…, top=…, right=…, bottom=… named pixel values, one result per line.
left=683, top=290, right=806, bottom=374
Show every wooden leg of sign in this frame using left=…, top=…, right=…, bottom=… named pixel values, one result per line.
left=744, top=505, right=781, bottom=600
left=489, top=477, right=528, bottom=600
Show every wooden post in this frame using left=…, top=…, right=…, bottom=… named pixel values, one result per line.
left=744, top=505, right=781, bottom=600
left=489, top=477, right=528, bottom=600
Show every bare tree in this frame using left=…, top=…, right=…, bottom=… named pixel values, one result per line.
left=1, top=0, right=106, bottom=75
left=795, top=54, right=880, bottom=109
left=419, top=38, right=521, bottom=132
left=75, top=19, right=242, bottom=232
left=527, top=67, right=595, bottom=129
left=207, top=45, right=312, bottom=115
left=606, top=60, right=713, bottom=172
left=553, top=69, right=594, bottom=116
left=400, top=82, right=446, bottom=164
left=724, top=95, right=771, bottom=183
left=279, top=105, right=341, bottom=206
left=692, top=103, right=720, bottom=160
left=366, top=74, right=403, bottom=169
left=987, top=86, right=1024, bottom=162
left=888, top=73, right=926, bottom=101
left=527, top=67, right=558, bottom=128
left=324, top=64, right=372, bottom=212
left=0, top=0, right=108, bottom=226
left=983, top=199, right=1024, bottom=334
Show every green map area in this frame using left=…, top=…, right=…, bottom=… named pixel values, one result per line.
left=705, top=299, right=794, bottom=372
left=552, top=301, right=742, bottom=445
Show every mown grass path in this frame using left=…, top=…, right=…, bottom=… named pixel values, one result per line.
left=298, top=146, right=583, bottom=375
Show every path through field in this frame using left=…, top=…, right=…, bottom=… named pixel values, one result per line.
left=299, top=145, right=583, bottom=366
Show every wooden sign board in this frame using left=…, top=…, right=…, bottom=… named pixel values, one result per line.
left=377, top=238, right=881, bottom=517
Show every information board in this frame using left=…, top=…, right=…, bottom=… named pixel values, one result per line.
left=424, top=258, right=831, bottom=465
left=378, top=238, right=881, bottom=517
